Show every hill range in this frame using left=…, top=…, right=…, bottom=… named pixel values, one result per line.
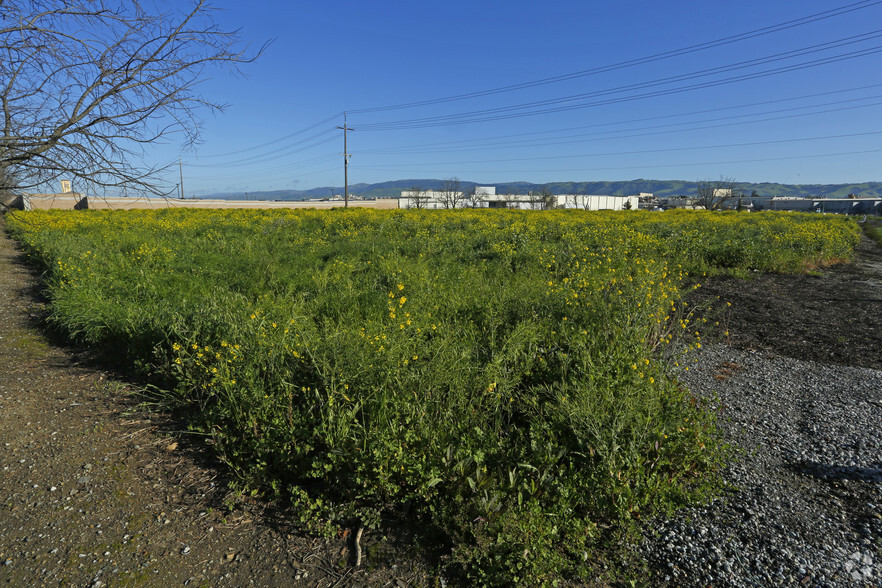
left=198, top=179, right=882, bottom=201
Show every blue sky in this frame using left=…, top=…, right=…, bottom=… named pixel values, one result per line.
left=153, top=0, right=882, bottom=195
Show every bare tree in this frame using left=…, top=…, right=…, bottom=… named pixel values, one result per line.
left=405, top=185, right=430, bottom=209
left=695, top=177, right=736, bottom=211
left=559, top=194, right=579, bottom=209
left=527, top=191, right=543, bottom=210
left=463, top=185, right=481, bottom=208
left=538, top=187, right=555, bottom=210
left=0, top=0, right=267, bottom=197
left=0, top=164, right=20, bottom=211
left=438, top=177, right=463, bottom=209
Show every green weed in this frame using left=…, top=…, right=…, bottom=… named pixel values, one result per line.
left=5, top=207, right=859, bottom=585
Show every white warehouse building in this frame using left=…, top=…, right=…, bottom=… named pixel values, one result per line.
left=399, top=186, right=638, bottom=211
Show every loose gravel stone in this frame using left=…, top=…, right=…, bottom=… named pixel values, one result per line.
left=641, top=344, right=882, bottom=587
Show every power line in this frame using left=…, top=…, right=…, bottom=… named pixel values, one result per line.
left=352, top=83, right=882, bottom=154
left=348, top=0, right=882, bottom=115
left=357, top=33, right=882, bottom=130
left=357, top=148, right=882, bottom=176
left=174, top=2, right=882, bottom=190
left=184, top=154, right=339, bottom=182
left=357, top=130, right=882, bottom=169
left=359, top=94, right=882, bottom=156
left=194, top=111, right=343, bottom=159
left=186, top=133, right=338, bottom=168
left=184, top=0, right=882, bottom=171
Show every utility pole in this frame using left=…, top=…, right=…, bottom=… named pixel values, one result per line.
left=337, top=113, right=352, bottom=208
left=179, top=158, right=185, bottom=199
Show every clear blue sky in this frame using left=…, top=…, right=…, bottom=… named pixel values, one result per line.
left=153, top=0, right=882, bottom=195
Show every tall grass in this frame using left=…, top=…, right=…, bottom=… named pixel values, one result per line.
left=6, top=208, right=859, bottom=584
left=862, top=218, right=882, bottom=247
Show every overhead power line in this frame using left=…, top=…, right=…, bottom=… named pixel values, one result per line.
left=357, top=148, right=882, bottom=176
left=354, top=83, right=882, bottom=154
left=194, top=112, right=343, bottom=159
left=357, top=33, right=882, bottom=130
left=186, top=133, right=339, bottom=168
left=349, top=0, right=882, bottom=115
left=358, top=130, right=882, bottom=169
left=186, top=0, right=882, bottom=171
left=359, top=94, right=882, bottom=156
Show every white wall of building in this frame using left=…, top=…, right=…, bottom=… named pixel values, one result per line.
left=399, top=187, right=639, bottom=211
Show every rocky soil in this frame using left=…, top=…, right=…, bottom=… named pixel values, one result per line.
left=641, top=232, right=882, bottom=587
left=1, top=217, right=880, bottom=587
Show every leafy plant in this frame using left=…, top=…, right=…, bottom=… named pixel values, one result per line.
left=6, top=207, right=859, bottom=584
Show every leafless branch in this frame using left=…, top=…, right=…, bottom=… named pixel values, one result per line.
left=0, top=0, right=269, bottom=197
left=439, top=177, right=463, bottom=209
left=695, top=176, right=736, bottom=211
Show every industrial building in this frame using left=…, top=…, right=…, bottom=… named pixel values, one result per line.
left=399, top=186, right=639, bottom=211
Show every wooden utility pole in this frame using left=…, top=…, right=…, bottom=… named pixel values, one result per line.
left=179, top=158, right=185, bottom=199
left=337, top=113, right=352, bottom=208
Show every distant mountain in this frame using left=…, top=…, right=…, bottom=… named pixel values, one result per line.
left=198, top=179, right=882, bottom=200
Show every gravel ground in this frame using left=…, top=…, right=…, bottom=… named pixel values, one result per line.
left=641, top=232, right=882, bottom=587
left=641, top=346, right=881, bottom=587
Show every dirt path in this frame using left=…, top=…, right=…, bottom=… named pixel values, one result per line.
left=0, top=218, right=427, bottom=587
left=690, top=232, right=882, bottom=370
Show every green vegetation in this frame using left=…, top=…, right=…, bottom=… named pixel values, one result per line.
left=862, top=218, right=882, bottom=247
left=6, top=208, right=860, bottom=585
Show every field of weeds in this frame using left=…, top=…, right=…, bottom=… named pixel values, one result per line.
left=6, top=208, right=860, bottom=584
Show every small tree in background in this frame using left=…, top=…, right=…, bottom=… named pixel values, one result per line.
left=407, top=185, right=430, bottom=209
left=539, top=187, right=555, bottom=210
left=463, top=186, right=482, bottom=208
left=696, top=177, right=736, bottom=211
left=439, top=177, right=464, bottom=209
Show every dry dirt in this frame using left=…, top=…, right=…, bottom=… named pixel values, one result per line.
left=688, top=231, right=882, bottom=371
left=1, top=217, right=880, bottom=587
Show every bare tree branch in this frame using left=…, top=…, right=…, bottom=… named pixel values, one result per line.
left=438, top=177, right=462, bottom=209
left=405, top=184, right=429, bottom=209
left=695, top=176, right=736, bottom=211
left=1, top=0, right=269, bottom=197
left=463, top=185, right=480, bottom=208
